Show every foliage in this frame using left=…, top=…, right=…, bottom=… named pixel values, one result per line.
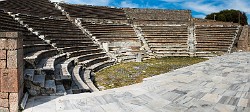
left=205, top=9, right=248, bottom=25
left=95, top=57, right=208, bottom=89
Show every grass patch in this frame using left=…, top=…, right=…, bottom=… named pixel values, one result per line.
left=95, top=57, right=208, bottom=90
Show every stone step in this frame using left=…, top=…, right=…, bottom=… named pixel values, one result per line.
left=33, top=75, right=45, bottom=87
left=71, top=81, right=82, bottom=94
left=195, top=52, right=217, bottom=57
left=83, top=69, right=99, bottom=92
left=66, top=89, right=73, bottom=94
left=36, top=58, right=49, bottom=69
left=87, top=60, right=114, bottom=72
left=60, top=63, right=73, bottom=80
left=56, top=85, right=67, bottom=96
left=45, top=80, right=56, bottom=95
left=42, top=53, right=67, bottom=75
left=72, top=65, right=90, bottom=92
left=54, top=64, right=63, bottom=83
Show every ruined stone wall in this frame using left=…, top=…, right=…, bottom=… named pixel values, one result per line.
left=123, top=8, right=191, bottom=26
left=0, top=32, right=24, bottom=112
left=123, top=8, right=191, bottom=21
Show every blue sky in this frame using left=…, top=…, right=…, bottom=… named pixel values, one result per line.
left=51, top=0, right=250, bottom=24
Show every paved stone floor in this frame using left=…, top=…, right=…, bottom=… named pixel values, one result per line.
left=24, top=52, right=250, bottom=112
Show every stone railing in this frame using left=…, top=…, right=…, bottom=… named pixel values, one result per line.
left=0, top=32, right=24, bottom=112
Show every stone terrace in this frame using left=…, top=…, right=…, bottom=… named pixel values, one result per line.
left=24, top=52, right=250, bottom=112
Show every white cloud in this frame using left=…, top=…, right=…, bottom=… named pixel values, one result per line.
left=161, top=0, right=185, bottom=3
left=182, top=1, right=221, bottom=14
left=161, top=0, right=250, bottom=16
left=194, top=14, right=206, bottom=19
left=225, top=0, right=250, bottom=14
left=120, top=0, right=139, bottom=8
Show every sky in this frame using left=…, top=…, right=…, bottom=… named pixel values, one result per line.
left=51, top=0, right=250, bottom=24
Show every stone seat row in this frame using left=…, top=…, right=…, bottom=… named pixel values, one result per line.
left=147, top=39, right=187, bottom=44
left=196, top=34, right=236, bottom=36
left=0, top=0, right=64, bottom=18
left=0, top=10, right=115, bottom=96
left=24, top=44, right=113, bottom=95
left=0, top=10, right=47, bottom=48
left=139, top=25, right=189, bottom=57
left=81, top=21, right=142, bottom=59
left=57, top=50, right=112, bottom=93
left=53, top=42, right=94, bottom=48
left=196, top=38, right=233, bottom=41
left=59, top=3, right=127, bottom=20
left=195, top=25, right=238, bottom=53
left=66, top=13, right=126, bottom=18
left=60, top=6, right=125, bottom=15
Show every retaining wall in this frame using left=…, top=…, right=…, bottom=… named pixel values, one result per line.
left=0, top=32, right=24, bottom=112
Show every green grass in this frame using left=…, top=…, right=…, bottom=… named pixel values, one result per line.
left=95, top=57, right=208, bottom=90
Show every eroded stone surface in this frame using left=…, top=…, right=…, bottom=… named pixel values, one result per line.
left=24, top=52, right=250, bottom=112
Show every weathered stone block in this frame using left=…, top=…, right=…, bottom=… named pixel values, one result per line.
left=6, top=39, right=23, bottom=50
left=0, top=98, right=8, bottom=108
left=9, top=93, right=19, bottom=112
left=7, top=49, right=23, bottom=69
left=0, top=50, right=6, bottom=59
left=0, top=69, right=19, bottom=92
left=0, top=39, right=6, bottom=50
left=0, top=93, right=8, bottom=99
left=9, top=93, right=18, bottom=103
left=0, top=68, right=2, bottom=93
left=0, top=60, right=6, bottom=69
left=0, top=32, right=22, bottom=50
left=0, top=107, right=9, bottom=112
left=0, top=38, right=22, bottom=50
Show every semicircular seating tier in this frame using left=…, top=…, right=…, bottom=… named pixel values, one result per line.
left=194, top=19, right=241, bottom=56
left=0, top=9, right=114, bottom=96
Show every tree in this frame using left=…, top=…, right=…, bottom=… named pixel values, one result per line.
left=205, top=9, right=248, bottom=25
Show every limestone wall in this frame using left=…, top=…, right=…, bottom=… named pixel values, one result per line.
left=0, top=32, right=24, bottom=112
left=123, top=8, right=191, bottom=21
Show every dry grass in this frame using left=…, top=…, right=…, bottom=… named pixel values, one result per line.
left=95, top=57, right=208, bottom=90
